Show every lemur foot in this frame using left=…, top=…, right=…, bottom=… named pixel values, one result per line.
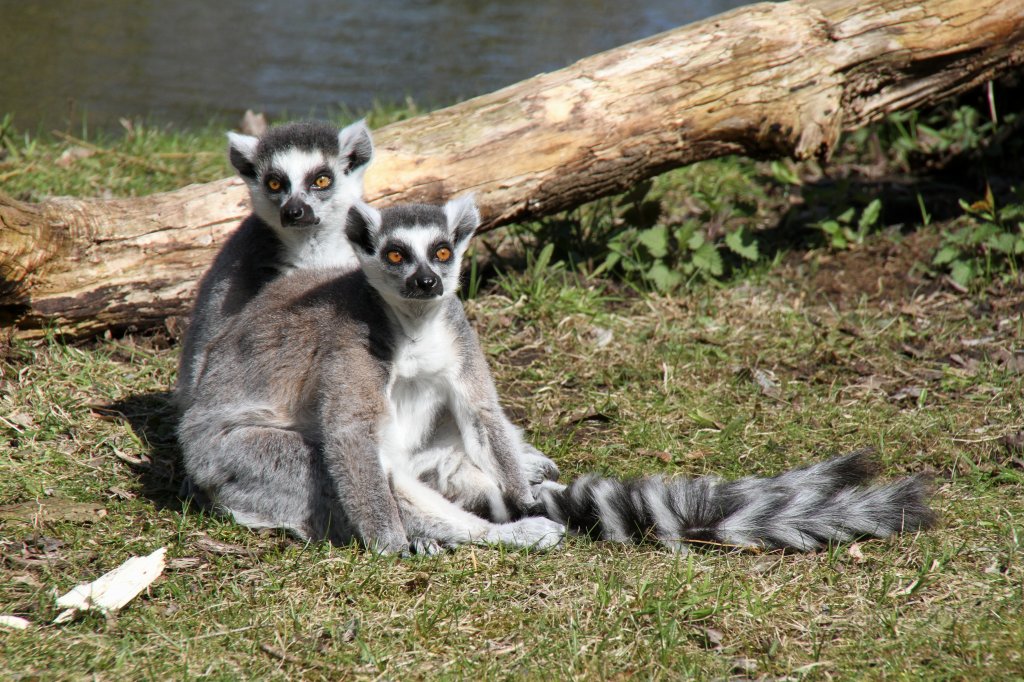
left=485, top=517, right=565, bottom=551
left=408, top=538, right=448, bottom=556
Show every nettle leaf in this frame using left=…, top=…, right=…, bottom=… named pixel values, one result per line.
left=692, top=242, right=723, bottom=276
left=645, top=263, right=683, bottom=291
left=950, top=259, right=974, bottom=286
left=837, top=207, right=856, bottom=224
left=987, top=232, right=1017, bottom=254
left=818, top=220, right=840, bottom=236
left=636, top=225, right=669, bottom=259
left=933, top=246, right=960, bottom=266
left=687, top=231, right=705, bottom=251
left=725, top=228, right=759, bottom=261
left=674, top=220, right=697, bottom=247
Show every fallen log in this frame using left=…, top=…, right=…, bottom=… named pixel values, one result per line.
left=2, top=0, right=1023, bottom=339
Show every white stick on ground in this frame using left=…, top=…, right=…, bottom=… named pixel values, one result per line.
left=53, top=547, right=167, bottom=624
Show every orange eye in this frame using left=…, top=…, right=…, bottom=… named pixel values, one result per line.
left=267, top=178, right=282, bottom=192
left=386, top=251, right=403, bottom=264
left=435, top=247, right=452, bottom=262
left=314, top=174, right=332, bottom=189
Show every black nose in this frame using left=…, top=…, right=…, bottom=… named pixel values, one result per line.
left=280, top=198, right=315, bottom=226
left=415, top=275, right=438, bottom=292
left=405, top=267, right=442, bottom=298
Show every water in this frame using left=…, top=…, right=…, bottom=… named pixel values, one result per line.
left=1, top=0, right=751, bottom=132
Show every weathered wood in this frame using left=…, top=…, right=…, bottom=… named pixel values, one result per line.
left=2, top=0, right=1023, bottom=338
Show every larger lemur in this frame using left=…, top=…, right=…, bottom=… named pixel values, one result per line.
left=178, top=197, right=935, bottom=554
left=176, top=120, right=373, bottom=410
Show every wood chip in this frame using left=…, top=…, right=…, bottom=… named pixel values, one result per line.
left=0, top=615, right=31, bottom=630
left=54, top=547, right=166, bottom=623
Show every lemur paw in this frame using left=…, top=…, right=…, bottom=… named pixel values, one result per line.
left=366, top=531, right=412, bottom=556
left=485, top=517, right=565, bottom=551
left=408, top=538, right=449, bottom=556
left=520, top=446, right=560, bottom=485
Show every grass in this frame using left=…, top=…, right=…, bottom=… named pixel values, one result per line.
left=2, top=94, right=1024, bottom=678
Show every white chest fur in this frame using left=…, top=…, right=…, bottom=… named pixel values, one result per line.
left=277, top=226, right=359, bottom=272
left=386, top=316, right=461, bottom=455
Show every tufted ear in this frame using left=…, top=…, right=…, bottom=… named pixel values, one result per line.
left=227, top=131, right=259, bottom=179
left=345, top=202, right=382, bottom=255
left=443, top=194, right=480, bottom=250
left=337, top=120, right=374, bottom=177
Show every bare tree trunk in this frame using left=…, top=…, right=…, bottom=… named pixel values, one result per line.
left=2, top=0, right=1022, bottom=338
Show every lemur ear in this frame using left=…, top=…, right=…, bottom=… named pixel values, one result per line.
left=337, top=120, right=374, bottom=176
left=443, top=194, right=480, bottom=249
left=345, top=202, right=382, bottom=255
left=227, top=131, right=259, bottom=179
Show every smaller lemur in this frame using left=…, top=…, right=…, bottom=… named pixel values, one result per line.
left=180, top=196, right=563, bottom=553
left=175, top=119, right=374, bottom=410
left=179, top=196, right=934, bottom=554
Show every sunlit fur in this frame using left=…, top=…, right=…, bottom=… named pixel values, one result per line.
left=179, top=196, right=564, bottom=554
left=175, top=120, right=373, bottom=410
left=180, top=196, right=935, bottom=556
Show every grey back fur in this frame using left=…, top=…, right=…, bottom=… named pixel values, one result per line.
left=175, top=119, right=373, bottom=410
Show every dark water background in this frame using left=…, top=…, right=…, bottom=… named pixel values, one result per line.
left=1, top=0, right=750, bottom=132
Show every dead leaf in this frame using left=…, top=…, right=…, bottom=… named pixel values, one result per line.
left=564, top=408, right=612, bottom=425
left=752, top=368, right=781, bottom=399
left=731, top=657, right=758, bottom=675
left=405, top=572, right=430, bottom=592
left=588, top=326, right=614, bottom=349
left=890, top=386, right=923, bottom=401
left=699, top=626, right=724, bottom=649
left=848, top=542, right=866, bottom=563
left=166, top=557, right=204, bottom=570
left=55, top=146, right=95, bottom=168
left=1002, top=431, right=1024, bottom=454
left=961, top=336, right=994, bottom=347
left=638, top=449, right=672, bottom=463
left=107, top=486, right=137, bottom=500
left=900, top=343, right=926, bottom=359
left=191, top=534, right=253, bottom=557
left=0, top=411, right=34, bottom=431
left=0, top=499, right=107, bottom=525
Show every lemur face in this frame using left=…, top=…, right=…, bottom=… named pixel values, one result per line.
left=228, top=120, right=373, bottom=233
left=346, top=197, right=480, bottom=303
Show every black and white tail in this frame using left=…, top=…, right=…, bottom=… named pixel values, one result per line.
left=533, top=451, right=935, bottom=552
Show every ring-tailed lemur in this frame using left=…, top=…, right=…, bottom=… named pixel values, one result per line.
left=178, top=197, right=935, bottom=554
left=175, top=119, right=374, bottom=410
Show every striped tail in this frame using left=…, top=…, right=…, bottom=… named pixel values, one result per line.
left=533, top=451, right=935, bottom=552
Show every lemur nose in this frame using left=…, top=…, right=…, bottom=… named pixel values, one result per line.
left=415, top=275, right=438, bottom=291
left=283, top=205, right=304, bottom=221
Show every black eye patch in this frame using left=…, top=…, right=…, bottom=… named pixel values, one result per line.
left=381, top=244, right=409, bottom=266
left=304, top=167, right=334, bottom=191
left=264, top=174, right=289, bottom=193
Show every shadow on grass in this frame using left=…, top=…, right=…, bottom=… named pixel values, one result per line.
left=102, top=390, right=186, bottom=512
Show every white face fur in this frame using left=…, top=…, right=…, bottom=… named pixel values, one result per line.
left=228, top=121, right=373, bottom=269
left=346, top=196, right=480, bottom=311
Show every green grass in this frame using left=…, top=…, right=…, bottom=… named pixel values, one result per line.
left=3, top=248, right=1023, bottom=679
left=2, top=99, right=1024, bottom=678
